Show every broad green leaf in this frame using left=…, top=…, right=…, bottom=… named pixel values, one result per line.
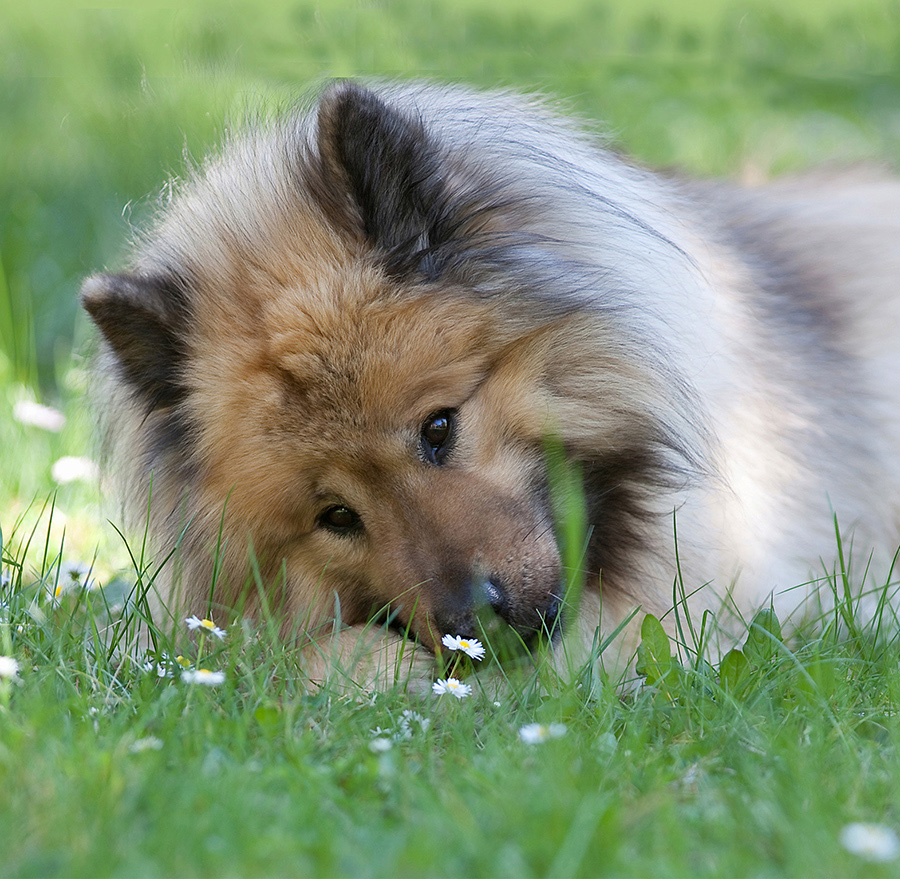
left=719, top=648, right=750, bottom=692
left=743, top=608, right=784, bottom=665
left=635, top=613, right=672, bottom=684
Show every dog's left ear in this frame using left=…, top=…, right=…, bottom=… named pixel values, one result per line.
left=311, top=81, right=455, bottom=277
left=80, top=272, right=189, bottom=413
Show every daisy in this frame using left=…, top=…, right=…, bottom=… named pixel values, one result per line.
left=143, top=659, right=167, bottom=677
left=0, top=656, right=20, bottom=680
left=432, top=677, right=472, bottom=699
left=13, top=400, right=65, bottom=432
left=49, top=561, right=96, bottom=602
left=65, top=561, right=93, bottom=585
left=840, top=823, right=900, bottom=862
left=51, top=456, right=99, bottom=485
left=441, top=633, right=486, bottom=661
left=369, top=737, right=393, bottom=753
left=180, top=668, right=226, bottom=686
left=518, top=722, right=568, bottom=744
left=185, top=615, right=226, bottom=639
left=399, top=709, right=430, bottom=734
left=142, top=654, right=174, bottom=677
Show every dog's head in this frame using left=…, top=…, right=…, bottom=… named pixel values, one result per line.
left=188, top=264, right=568, bottom=651
left=81, top=82, right=599, bottom=653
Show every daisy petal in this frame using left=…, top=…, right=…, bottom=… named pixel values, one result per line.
left=519, top=722, right=568, bottom=744
left=0, top=656, right=20, bottom=679
left=432, top=677, right=472, bottom=699
left=181, top=668, right=226, bottom=686
left=840, top=823, right=900, bottom=862
left=441, top=633, right=485, bottom=661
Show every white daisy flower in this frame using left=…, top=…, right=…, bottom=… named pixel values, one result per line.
left=65, top=561, right=91, bottom=584
left=185, top=615, right=226, bottom=639
left=13, top=400, right=66, bottom=432
left=51, top=456, right=99, bottom=484
left=432, top=677, right=472, bottom=699
left=441, top=633, right=486, bottom=661
left=840, top=823, right=900, bottom=862
left=0, top=656, right=20, bottom=680
left=181, top=668, right=226, bottom=686
left=371, top=711, right=430, bottom=743
left=142, top=658, right=171, bottom=678
left=369, top=737, right=393, bottom=753
left=400, top=709, right=430, bottom=733
left=518, top=722, right=568, bottom=744
left=49, top=561, right=96, bottom=601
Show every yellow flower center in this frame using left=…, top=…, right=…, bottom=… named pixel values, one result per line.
left=201, top=619, right=216, bottom=629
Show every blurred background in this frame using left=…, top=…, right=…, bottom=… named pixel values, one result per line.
left=1, top=0, right=899, bottom=522
left=4, top=0, right=899, bottom=396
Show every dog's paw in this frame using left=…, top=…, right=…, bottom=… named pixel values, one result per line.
left=303, top=624, right=436, bottom=695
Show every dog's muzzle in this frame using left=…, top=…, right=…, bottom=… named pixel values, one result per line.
left=435, top=576, right=564, bottom=654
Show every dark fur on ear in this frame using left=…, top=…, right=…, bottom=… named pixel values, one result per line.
left=80, top=272, right=190, bottom=412
left=310, top=81, right=461, bottom=278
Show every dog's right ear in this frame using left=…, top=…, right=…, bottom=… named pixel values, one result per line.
left=311, top=81, right=452, bottom=276
left=81, top=272, right=188, bottom=412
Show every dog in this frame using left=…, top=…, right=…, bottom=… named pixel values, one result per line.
left=81, top=80, right=900, bottom=689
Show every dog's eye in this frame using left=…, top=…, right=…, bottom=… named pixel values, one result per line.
left=319, top=505, right=362, bottom=535
left=421, top=409, right=455, bottom=465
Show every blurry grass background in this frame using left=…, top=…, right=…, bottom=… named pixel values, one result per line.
left=3, top=2, right=900, bottom=877
left=3, top=0, right=899, bottom=393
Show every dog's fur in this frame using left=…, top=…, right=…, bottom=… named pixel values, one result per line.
left=81, top=81, right=900, bottom=688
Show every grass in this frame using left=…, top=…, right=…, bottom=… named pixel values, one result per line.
left=3, top=511, right=900, bottom=877
left=2, top=0, right=900, bottom=876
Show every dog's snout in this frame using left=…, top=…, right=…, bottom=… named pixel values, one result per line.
left=431, top=573, right=564, bottom=652
left=476, top=577, right=563, bottom=640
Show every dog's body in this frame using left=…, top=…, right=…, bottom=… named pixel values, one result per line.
left=82, top=81, right=900, bottom=687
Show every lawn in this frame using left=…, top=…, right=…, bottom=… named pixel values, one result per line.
left=2, top=1, right=900, bottom=876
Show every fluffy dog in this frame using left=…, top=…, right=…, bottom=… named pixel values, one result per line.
left=81, top=81, right=900, bottom=688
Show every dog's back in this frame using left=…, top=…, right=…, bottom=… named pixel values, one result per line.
left=665, top=169, right=900, bottom=625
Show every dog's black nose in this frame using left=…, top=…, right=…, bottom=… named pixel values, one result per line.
left=478, top=579, right=562, bottom=640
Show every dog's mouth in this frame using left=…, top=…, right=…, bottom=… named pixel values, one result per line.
left=470, top=591, right=565, bottom=660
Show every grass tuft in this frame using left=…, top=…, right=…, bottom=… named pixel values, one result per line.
left=1, top=500, right=899, bottom=875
